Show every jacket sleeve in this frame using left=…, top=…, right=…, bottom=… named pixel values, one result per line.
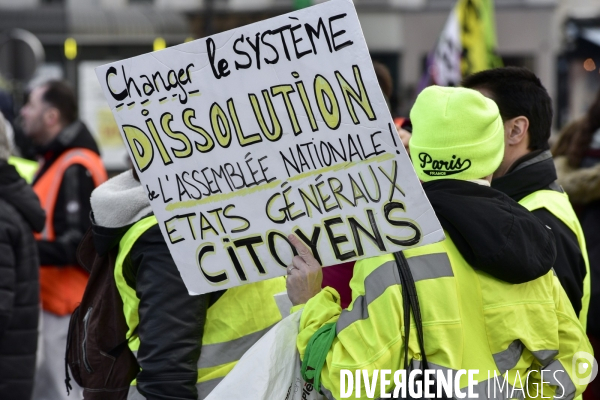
left=37, top=164, right=95, bottom=266
left=0, top=213, right=17, bottom=338
left=297, top=255, right=401, bottom=400
left=555, top=156, right=600, bottom=205
left=527, top=275, right=593, bottom=399
left=129, top=225, right=210, bottom=400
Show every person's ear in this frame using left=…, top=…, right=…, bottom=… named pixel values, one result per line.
left=43, top=107, right=61, bottom=127
left=505, top=116, right=529, bottom=147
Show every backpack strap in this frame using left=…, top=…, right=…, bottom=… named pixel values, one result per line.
left=394, top=251, right=429, bottom=371
left=107, top=326, right=139, bottom=358
left=393, top=252, right=454, bottom=399
left=64, top=307, right=79, bottom=394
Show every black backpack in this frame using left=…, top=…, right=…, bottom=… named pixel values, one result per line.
left=65, top=228, right=139, bottom=399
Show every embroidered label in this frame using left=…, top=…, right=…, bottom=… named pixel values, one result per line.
left=418, top=152, right=471, bottom=176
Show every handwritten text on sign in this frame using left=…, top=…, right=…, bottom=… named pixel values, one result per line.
left=96, top=0, right=444, bottom=295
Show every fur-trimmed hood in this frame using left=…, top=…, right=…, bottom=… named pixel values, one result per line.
left=90, top=170, right=153, bottom=256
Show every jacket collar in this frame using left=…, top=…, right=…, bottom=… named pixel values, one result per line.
left=491, top=150, right=560, bottom=202
left=35, top=121, right=100, bottom=158
left=33, top=120, right=101, bottom=186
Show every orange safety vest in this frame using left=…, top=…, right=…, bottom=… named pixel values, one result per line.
left=33, top=148, right=107, bottom=316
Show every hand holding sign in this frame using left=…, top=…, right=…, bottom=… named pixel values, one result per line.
left=287, top=234, right=323, bottom=306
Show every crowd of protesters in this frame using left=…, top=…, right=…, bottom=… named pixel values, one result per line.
left=0, top=66, right=599, bottom=400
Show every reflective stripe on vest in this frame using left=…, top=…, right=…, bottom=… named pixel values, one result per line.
left=519, top=189, right=591, bottom=329
left=336, top=253, right=453, bottom=334
left=32, top=148, right=107, bottom=316
left=115, top=216, right=286, bottom=399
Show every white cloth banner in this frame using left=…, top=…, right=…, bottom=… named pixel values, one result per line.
left=430, top=9, right=462, bottom=86
left=96, top=0, right=444, bottom=295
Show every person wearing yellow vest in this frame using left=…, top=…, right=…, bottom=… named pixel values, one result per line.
left=19, top=81, right=107, bottom=400
left=463, top=67, right=591, bottom=329
left=89, top=169, right=286, bottom=399
left=286, top=86, right=593, bottom=399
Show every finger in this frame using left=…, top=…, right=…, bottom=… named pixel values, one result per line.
left=292, top=255, right=309, bottom=271
left=288, top=234, right=318, bottom=265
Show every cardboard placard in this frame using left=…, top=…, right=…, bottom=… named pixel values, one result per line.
left=96, top=0, right=444, bottom=295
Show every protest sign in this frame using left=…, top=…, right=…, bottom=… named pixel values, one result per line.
left=96, top=0, right=444, bottom=295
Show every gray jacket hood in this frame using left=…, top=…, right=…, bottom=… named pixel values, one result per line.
left=90, top=169, right=152, bottom=229
left=90, top=170, right=153, bottom=256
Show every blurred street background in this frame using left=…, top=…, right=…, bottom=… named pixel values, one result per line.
left=0, top=0, right=599, bottom=173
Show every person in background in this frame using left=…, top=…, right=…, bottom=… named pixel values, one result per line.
left=0, top=110, right=39, bottom=183
left=286, top=86, right=591, bottom=400
left=462, top=67, right=590, bottom=329
left=553, top=88, right=600, bottom=400
left=373, top=60, right=393, bottom=111
left=0, top=89, right=36, bottom=161
left=89, top=169, right=286, bottom=399
left=19, top=80, right=107, bottom=400
left=0, top=112, right=46, bottom=400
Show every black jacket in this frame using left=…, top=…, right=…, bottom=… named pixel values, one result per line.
left=0, top=161, right=45, bottom=400
left=33, top=121, right=100, bottom=266
left=90, top=171, right=215, bottom=400
left=424, top=179, right=557, bottom=284
left=492, top=150, right=587, bottom=315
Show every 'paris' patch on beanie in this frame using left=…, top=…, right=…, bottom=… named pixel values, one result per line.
left=418, top=153, right=472, bottom=176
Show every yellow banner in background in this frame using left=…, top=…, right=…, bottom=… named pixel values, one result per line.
left=457, top=0, right=503, bottom=77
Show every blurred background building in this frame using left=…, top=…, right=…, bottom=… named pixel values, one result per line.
left=0, top=0, right=599, bottom=171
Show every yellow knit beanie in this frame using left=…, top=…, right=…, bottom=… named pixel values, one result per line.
left=409, top=86, right=504, bottom=182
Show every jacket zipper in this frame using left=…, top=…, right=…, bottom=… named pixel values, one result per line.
left=82, top=307, right=94, bottom=373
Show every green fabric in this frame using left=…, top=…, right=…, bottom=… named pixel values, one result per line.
left=293, top=0, right=311, bottom=9
left=481, top=0, right=503, bottom=70
left=456, top=0, right=503, bottom=76
left=301, top=322, right=336, bottom=391
left=409, top=86, right=504, bottom=182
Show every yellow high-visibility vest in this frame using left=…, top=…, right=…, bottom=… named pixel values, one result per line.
left=296, top=237, right=592, bottom=399
left=8, top=156, right=38, bottom=183
left=519, top=189, right=591, bottom=330
left=114, top=215, right=286, bottom=399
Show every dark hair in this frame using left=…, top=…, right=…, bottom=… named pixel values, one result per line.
left=462, top=67, right=553, bottom=151
left=553, top=88, right=600, bottom=167
left=41, top=80, right=78, bottom=125
left=373, top=61, right=393, bottom=101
